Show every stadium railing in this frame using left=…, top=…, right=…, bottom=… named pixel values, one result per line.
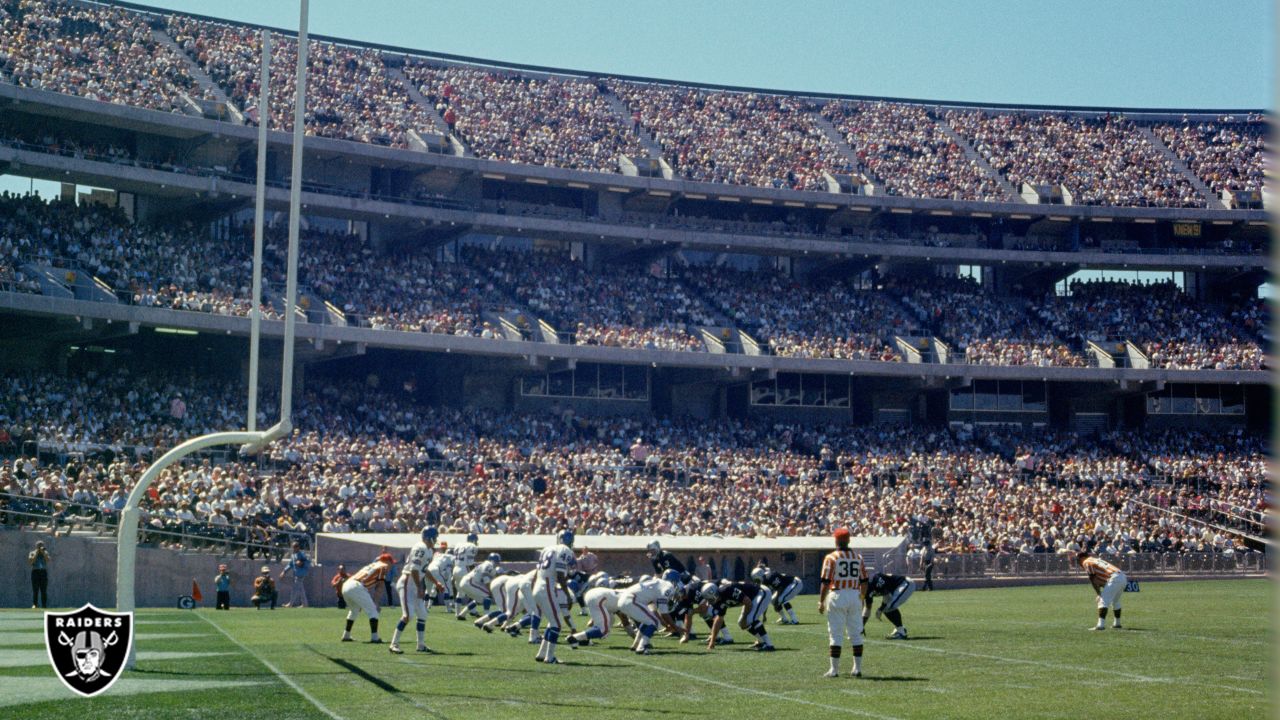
left=934, top=550, right=1266, bottom=579
left=0, top=493, right=309, bottom=559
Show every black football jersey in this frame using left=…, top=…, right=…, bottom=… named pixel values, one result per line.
left=761, top=570, right=797, bottom=592
left=651, top=551, right=686, bottom=574
left=865, top=573, right=909, bottom=597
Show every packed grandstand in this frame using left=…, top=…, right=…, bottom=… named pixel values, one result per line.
left=0, top=0, right=1269, bottom=573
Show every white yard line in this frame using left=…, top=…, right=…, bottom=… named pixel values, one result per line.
left=579, top=648, right=904, bottom=720
left=198, top=612, right=346, bottom=720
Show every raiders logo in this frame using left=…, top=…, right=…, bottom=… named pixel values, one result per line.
left=44, top=604, right=134, bottom=697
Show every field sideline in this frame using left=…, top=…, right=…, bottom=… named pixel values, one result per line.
left=0, top=579, right=1268, bottom=719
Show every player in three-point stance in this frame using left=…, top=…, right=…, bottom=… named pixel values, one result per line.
left=566, top=583, right=626, bottom=648
left=862, top=571, right=916, bottom=640
left=477, top=570, right=523, bottom=633
left=500, top=569, right=542, bottom=642
left=752, top=562, right=804, bottom=625
left=389, top=526, right=448, bottom=654
left=1077, top=551, right=1127, bottom=630
left=458, top=552, right=502, bottom=621
left=341, top=552, right=395, bottom=643
left=818, top=527, right=868, bottom=677
left=616, top=570, right=683, bottom=654
left=530, top=530, right=577, bottom=664
left=676, top=575, right=733, bottom=645
left=701, top=578, right=774, bottom=651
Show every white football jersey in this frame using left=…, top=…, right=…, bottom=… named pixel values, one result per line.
left=427, top=554, right=455, bottom=590
left=470, top=559, right=500, bottom=585
left=395, top=542, right=434, bottom=590
left=454, top=542, right=478, bottom=569
left=535, top=543, right=576, bottom=583
left=622, top=577, right=677, bottom=613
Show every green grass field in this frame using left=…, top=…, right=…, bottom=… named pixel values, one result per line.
left=0, top=579, right=1270, bottom=719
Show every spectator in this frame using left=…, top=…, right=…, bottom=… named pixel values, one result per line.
left=29, top=540, right=50, bottom=608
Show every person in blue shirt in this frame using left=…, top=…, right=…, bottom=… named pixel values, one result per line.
left=280, top=542, right=310, bottom=608
left=214, top=564, right=232, bottom=610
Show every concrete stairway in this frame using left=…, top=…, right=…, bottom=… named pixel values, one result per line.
left=933, top=117, right=1023, bottom=202
left=602, top=88, right=662, bottom=160
left=1136, top=124, right=1227, bottom=209
left=386, top=65, right=450, bottom=136
left=153, top=27, right=241, bottom=121
left=809, top=112, right=865, bottom=176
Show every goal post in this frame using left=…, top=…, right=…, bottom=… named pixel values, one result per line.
left=115, top=0, right=310, bottom=671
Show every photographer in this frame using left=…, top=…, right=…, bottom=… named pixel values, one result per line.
left=28, top=541, right=50, bottom=608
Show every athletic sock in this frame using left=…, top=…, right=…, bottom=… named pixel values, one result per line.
left=416, top=619, right=426, bottom=645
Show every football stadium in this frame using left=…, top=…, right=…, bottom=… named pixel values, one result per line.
left=0, top=1, right=1271, bottom=718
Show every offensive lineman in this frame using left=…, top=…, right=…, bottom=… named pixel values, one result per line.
left=752, top=563, right=805, bottom=625
left=530, top=530, right=577, bottom=664
left=862, top=572, right=916, bottom=640
left=459, top=553, right=502, bottom=621
left=341, top=553, right=395, bottom=643
left=389, top=527, right=448, bottom=653
left=818, top=527, right=867, bottom=677
left=616, top=570, right=683, bottom=654
left=566, top=582, right=625, bottom=647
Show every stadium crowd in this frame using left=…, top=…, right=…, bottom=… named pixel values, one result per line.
left=166, top=16, right=434, bottom=147
left=895, top=275, right=1086, bottom=367
left=1037, top=279, right=1265, bottom=370
left=0, top=1, right=1266, bottom=213
left=1155, top=116, right=1267, bottom=197
left=0, top=0, right=209, bottom=113
left=945, top=111, right=1205, bottom=208
left=404, top=62, right=646, bottom=172
left=615, top=84, right=847, bottom=191
left=0, top=368, right=1264, bottom=556
left=684, top=267, right=916, bottom=360
left=470, top=247, right=714, bottom=351
left=821, top=101, right=1005, bottom=201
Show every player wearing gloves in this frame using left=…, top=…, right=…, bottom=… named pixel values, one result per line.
left=752, top=563, right=804, bottom=625
left=861, top=572, right=916, bottom=640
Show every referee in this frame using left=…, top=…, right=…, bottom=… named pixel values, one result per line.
left=817, top=528, right=868, bottom=678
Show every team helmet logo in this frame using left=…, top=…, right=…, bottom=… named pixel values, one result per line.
left=44, top=604, right=133, bottom=697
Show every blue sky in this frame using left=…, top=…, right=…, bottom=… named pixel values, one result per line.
left=131, top=0, right=1271, bottom=109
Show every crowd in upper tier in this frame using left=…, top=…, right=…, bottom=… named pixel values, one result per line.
left=0, top=367, right=1265, bottom=551
left=1155, top=116, right=1267, bottom=197
left=1038, top=279, right=1265, bottom=371
left=821, top=101, right=1006, bottom=201
left=0, top=0, right=1266, bottom=208
left=0, top=193, right=1267, bottom=368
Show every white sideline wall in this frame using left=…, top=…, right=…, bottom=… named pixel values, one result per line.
left=0, top=529, right=905, bottom=608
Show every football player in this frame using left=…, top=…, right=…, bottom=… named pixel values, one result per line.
left=645, top=540, right=686, bottom=575
left=501, top=568, right=542, bottom=643
left=389, top=527, right=448, bottom=654
left=616, top=570, right=683, bottom=654
left=701, top=579, right=774, bottom=651
left=566, top=582, right=624, bottom=647
left=530, top=530, right=577, bottom=664
left=818, top=527, right=867, bottom=677
left=340, top=553, right=395, bottom=643
left=425, top=551, right=456, bottom=608
left=675, top=575, right=732, bottom=645
left=862, top=572, right=916, bottom=640
left=752, top=563, right=804, bottom=625
left=458, top=552, right=502, bottom=621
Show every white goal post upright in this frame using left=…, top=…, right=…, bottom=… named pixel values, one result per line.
left=247, top=28, right=270, bottom=432
left=115, top=0, right=310, bottom=670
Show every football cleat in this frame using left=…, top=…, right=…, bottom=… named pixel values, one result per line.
left=750, top=640, right=763, bottom=649
left=1113, top=624, right=1122, bottom=629
left=473, top=618, right=486, bottom=628
left=543, top=657, right=561, bottom=664
left=719, top=638, right=735, bottom=645
left=388, top=644, right=404, bottom=654
left=823, top=669, right=839, bottom=678
left=887, top=629, right=907, bottom=640
left=367, top=638, right=383, bottom=644
left=567, top=635, right=579, bottom=648
left=482, top=624, right=494, bottom=634
left=850, top=670, right=862, bottom=678
left=634, top=647, right=650, bottom=655
left=758, top=644, right=775, bottom=652
left=1089, top=625, right=1105, bottom=631
left=505, top=625, right=520, bottom=637
left=455, top=614, right=467, bottom=621
left=340, top=636, right=353, bottom=642
left=416, top=646, right=432, bottom=653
